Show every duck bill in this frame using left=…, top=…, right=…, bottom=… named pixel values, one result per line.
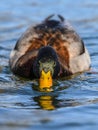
left=39, top=70, right=53, bottom=89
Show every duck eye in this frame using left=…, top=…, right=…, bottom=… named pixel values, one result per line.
left=53, top=62, right=56, bottom=67
left=39, top=60, right=41, bottom=64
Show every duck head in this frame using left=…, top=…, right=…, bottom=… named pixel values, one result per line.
left=33, top=46, right=60, bottom=90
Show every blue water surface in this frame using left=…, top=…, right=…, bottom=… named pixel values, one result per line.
left=0, top=0, right=98, bottom=130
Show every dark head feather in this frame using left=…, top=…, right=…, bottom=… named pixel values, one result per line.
left=33, top=46, right=60, bottom=78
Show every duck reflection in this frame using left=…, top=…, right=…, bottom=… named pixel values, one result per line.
left=34, top=95, right=56, bottom=110
left=33, top=94, right=82, bottom=110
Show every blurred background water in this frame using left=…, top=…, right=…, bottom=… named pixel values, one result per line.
left=0, top=0, right=98, bottom=130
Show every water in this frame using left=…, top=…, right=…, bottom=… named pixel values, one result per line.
left=0, top=0, right=98, bottom=130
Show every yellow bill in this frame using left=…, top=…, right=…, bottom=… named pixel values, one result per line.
left=39, top=70, right=53, bottom=90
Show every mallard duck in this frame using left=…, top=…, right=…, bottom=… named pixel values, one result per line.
left=9, top=15, right=91, bottom=89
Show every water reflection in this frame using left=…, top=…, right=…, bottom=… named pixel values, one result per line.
left=33, top=93, right=98, bottom=110
left=34, top=95, right=55, bottom=110
left=0, top=0, right=98, bottom=129
left=33, top=94, right=83, bottom=110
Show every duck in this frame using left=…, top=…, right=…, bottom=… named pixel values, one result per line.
left=9, top=14, right=91, bottom=90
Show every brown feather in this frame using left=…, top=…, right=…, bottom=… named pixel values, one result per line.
left=10, top=15, right=90, bottom=78
left=26, top=27, right=70, bottom=72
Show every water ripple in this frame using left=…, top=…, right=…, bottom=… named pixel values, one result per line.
left=0, top=0, right=98, bottom=130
